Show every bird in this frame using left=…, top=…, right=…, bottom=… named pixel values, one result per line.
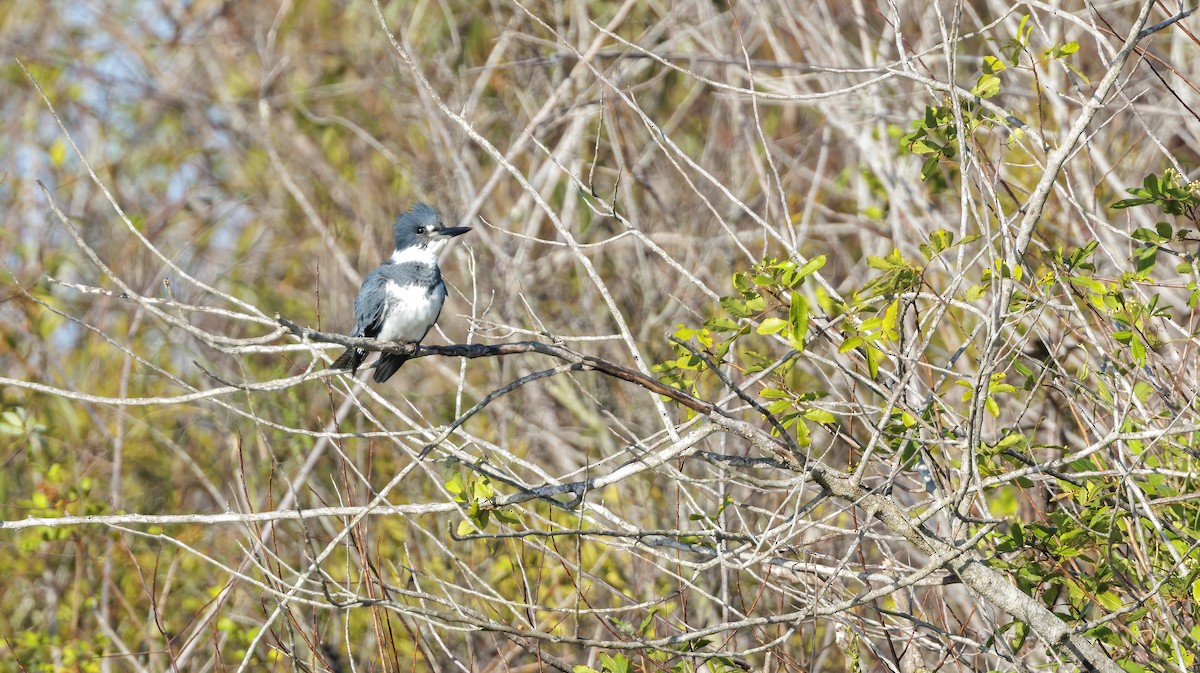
left=331, top=204, right=470, bottom=382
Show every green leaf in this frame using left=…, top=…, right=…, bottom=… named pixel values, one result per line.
left=1018, top=14, right=1031, bottom=43
left=706, top=317, right=741, bottom=332
left=1097, top=590, right=1122, bottom=611
left=839, top=335, right=864, bottom=353
left=445, top=473, right=466, bottom=497
left=908, top=139, right=940, bottom=155
left=472, top=476, right=494, bottom=499
left=1069, top=275, right=1106, bottom=293
left=637, top=610, right=657, bottom=637
left=732, top=271, right=752, bottom=292
left=494, top=508, right=522, bottom=525
left=1145, top=173, right=1161, bottom=196
left=456, top=519, right=476, bottom=536
left=929, top=229, right=953, bottom=254
left=881, top=299, right=900, bottom=340
left=1131, top=227, right=1160, bottom=243
left=1134, top=246, right=1158, bottom=274
left=766, top=399, right=791, bottom=414
left=866, top=255, right=894, bottom=270
left=801, top=408, right=835, bottom=424
left=1111, top=197, right=1153, bottom=210
left=1131, top=336, right=1146, bottom=365
left=599, top=653, right=631, bottom=673
left=1044, top=41, right=1079, bottom=59
left=972, top=73, right=1001, bottom=98
left=757, top=317, right=788, bottom=335
left=865, top=344, right=881, bottom=379
left=997, top=433, right=1026, bottom=450
left=1011, top=619, right=1029, bottom=650
left=794, top=416, right=812, bottom=447
left=789, top=293, right=809, bottom=348
left=965, top=285, right=988, bottom=301
left=796, top=254, right=826, bottom=279
left=982, top=55, right=1007, bottom=74
left=920, top=156, right=941, bottom=181
left=1062, top=62, right=1090, bottom=85
left=719, top=296, right=751, bottom=318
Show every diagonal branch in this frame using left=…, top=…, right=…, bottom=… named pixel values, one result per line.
left=279, top=317, right=717, bottom=415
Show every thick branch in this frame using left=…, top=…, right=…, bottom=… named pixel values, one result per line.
left=808, top=462, right=1122, bottom=673
left=703, top=413, right=1122, bottom=671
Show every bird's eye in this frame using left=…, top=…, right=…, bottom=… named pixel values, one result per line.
left=416, top=227, right=426, bottom=234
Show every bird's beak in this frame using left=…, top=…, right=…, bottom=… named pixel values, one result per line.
left=438, top=227, right=471, bottom=238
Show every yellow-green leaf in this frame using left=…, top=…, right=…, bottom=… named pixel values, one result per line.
left=757, top=317, right=788, bottom=335
left=789, top=293, right=809, bottom=347
left=796, top=255, right=826, bottom=277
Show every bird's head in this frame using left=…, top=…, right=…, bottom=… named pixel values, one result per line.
left=392, top=203, right=470, bottom=256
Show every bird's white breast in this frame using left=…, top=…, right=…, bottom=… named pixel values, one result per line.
left=376, top=281, right=444, bottom=343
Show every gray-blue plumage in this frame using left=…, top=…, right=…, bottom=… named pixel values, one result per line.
left=332, top=204, right=470, bottom=382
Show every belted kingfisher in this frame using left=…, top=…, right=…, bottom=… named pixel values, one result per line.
left=331, top=204, right=470, bottom=382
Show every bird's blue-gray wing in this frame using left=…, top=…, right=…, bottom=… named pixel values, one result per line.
left=332, top=270, right=388, bottom=371
left=351, top=269, right=390, bottom=339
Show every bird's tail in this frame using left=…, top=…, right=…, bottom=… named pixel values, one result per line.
left=372, top=353, right=410, bottom=383
left=331, top=347, right=364, bottom=372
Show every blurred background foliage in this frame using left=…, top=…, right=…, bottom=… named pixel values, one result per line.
left=3, top=0, right=1200, bottom=671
